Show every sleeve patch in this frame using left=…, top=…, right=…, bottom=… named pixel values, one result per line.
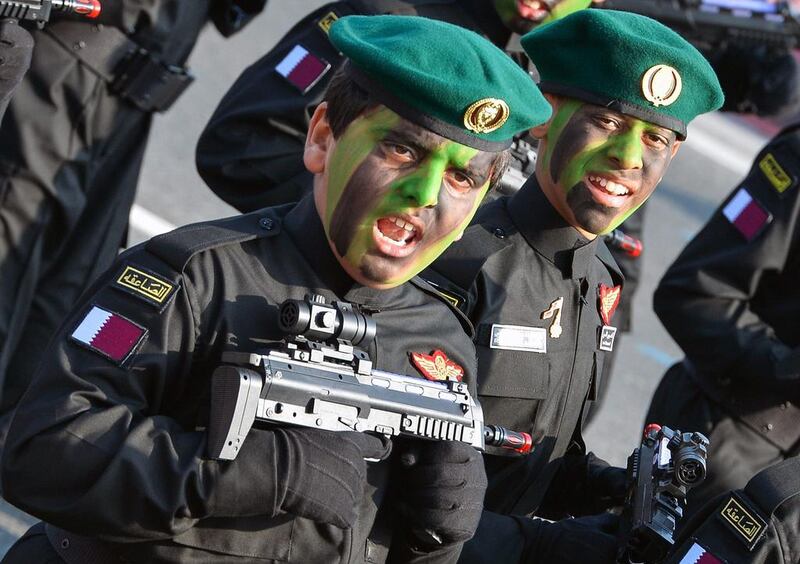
left=70, top=306, right=147, bottom=365
left=718, top=493, right=768, bottom=550
left=722, top=188, right=772, bottom=242
left=112, top=264, right=178, bottom=311
left=275, top=44, right=331, bottom=94
left=758, top=152, right=796, bottom=195
left=317, top=11, right=339, bottom=35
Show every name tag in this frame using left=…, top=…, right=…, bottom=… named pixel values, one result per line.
left=599, top=325, right=617, bottom=352
left=490, top=324, right=547, bottom=353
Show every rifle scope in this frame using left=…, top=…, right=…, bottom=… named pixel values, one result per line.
left=279, top=295, right=376, bottom=347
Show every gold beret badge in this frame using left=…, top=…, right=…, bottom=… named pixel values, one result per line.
left=641, top=64, right=682, bottom=107
left=464, top=98, right=510, bottom=134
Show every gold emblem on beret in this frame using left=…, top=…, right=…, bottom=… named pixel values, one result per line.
left=641, top=65, right=682, bottom=107
left=464, top=98, right=510, bottom=134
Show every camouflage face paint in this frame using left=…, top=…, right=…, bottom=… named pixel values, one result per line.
left=493, top=0, right=591, bottom=33
left=322, top=107, right=496, bottom=288
left=538, top=101, right=677, bottom=235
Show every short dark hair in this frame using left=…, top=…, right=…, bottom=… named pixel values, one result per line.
left=323, top=62, right=510, bottom=188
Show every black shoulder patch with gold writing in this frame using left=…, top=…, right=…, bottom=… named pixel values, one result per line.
left=718, top=493, right=767, bottom=550
left=317, top=11, right=339, bottom=35
left=112, top=264, right=179, bottom=312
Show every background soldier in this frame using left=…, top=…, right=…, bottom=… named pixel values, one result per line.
left=665, top=456, right=800, bottom=564
left=0, top=0, right=267, bottom=442
left=0, top=15, right=550, bottom=563
left=646, top=124, right=800, bottom=518
left=423, top=10, right=724, bottom=563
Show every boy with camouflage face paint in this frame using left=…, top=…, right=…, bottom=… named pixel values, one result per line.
left=0, top=15, right=551, bottom=564
left=425, top=9, right=723, bottom=564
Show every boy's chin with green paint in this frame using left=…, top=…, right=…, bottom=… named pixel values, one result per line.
left=494, top=0, right=594, bottom=33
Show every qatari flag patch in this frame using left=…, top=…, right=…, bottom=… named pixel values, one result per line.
left=275, top=45, right=330, bottom=94
left=70, top=306, right=146, bottom=364
left=679, top=543, right=724, bottom=564
left=722, top=188, right=772, bottom=242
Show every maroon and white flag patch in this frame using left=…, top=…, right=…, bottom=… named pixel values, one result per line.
left=275, top=45, right=331, bottom=94
left=722, top=188, right=772, bottom=241
left=70, top=306, right=146, bottom=363
left=679, top=543, right=724, bottom=564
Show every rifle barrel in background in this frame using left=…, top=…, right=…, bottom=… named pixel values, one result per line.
left=602, top=0, right=800, bottom=49
left=0, top=0, right=100, bottom=24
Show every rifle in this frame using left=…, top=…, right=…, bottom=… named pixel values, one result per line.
left=0, top=0, right=100, bottom=25
left=207, top=294, right=534, bottom=461
left=604, top=229, right=643, bottom=258
left=618, top=424, right=710, bottom=563
left=602, top=0, right=800, bottom=50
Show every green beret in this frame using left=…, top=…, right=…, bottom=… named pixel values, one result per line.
left=521, top=9, right=724, bottom=138
left=329, top=15, right=551, bottom=152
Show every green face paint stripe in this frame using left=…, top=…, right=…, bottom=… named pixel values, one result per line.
left=542, top=0, right=592, bottom=24
left=325, top=108, right=400, bottom=226
left=341, top=139, right=481, bottom=271
left=382, top=180, right=492, bottom=286
left=540, top=99, right=582, bottom=177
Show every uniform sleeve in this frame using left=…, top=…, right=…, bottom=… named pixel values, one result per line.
left=196, top=2, right=349, bottom=212
left=1, top=247, right=282, bottom=541
left=654, top=136, right=800, bottom=383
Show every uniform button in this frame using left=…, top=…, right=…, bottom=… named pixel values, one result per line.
left=763, top=423, right=774, bottom=432
left=61, top=538, right=70, bottom=549
left=73, top=40, right=86, bottom=50
left=259, top=217, right=274, bottom=230
left=781, top=402, right=790, bottom=410
left=493, top=227, right=506, bottom=239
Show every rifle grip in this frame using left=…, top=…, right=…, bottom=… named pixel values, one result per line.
left=207, top=366, right=262, bottom=460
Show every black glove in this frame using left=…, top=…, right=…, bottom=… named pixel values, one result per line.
left=519, top=513, right=621, bottom=564
left=397, top=441, right=487, bottom=549
left=275, top=428, right=392, bottom=529
left=0, top=19, right=33, bottom=116
left=585, top=455, right=628, bottom=511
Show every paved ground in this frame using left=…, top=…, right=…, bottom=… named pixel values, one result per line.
left=0, top=0, right=774, bottom=556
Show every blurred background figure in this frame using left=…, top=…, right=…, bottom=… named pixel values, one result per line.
left=0, top=19, right=32, bottom=123
left=0, top=0, right=267, bottom=448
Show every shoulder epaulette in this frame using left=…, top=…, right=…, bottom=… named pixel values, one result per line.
left=410, top=276, right=474, bottom=338
left=145, top=208, right=284, bottom=273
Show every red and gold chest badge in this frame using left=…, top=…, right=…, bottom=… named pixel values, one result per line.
left=597, top=284, right=621, bottom=352
left=410, top=350, right=464, bottom=382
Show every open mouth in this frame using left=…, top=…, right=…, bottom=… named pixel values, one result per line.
left=585, top=174, right=633, bottom=208
left=517, top=0, right=550, bottom=20
left=373, top=215, right=422, bottom=258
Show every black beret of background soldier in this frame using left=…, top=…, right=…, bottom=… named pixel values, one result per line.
left=0, top=14, right=552, bottom=563
left=0, top=19, right=32, bottom=124
left=420, top=9, right=723, bottom=564
left=0, top=0, right=269, bottom=453
left=644, top=122, right=800, bottom=549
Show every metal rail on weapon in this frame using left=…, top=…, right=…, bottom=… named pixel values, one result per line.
left=206, top=294, right=534, bottom=461
left=603, top=0, right=800, bottom=50
left=0, top=0, right=101, bottom=24
left=618, top=424, right=710, bottom=564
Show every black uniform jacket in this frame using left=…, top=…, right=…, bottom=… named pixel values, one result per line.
left=1, top=196, right=478, bottom=564
left=654, top=127, right=800, bottom=452
left=425, top=178, right=623, bottom=516
left=195, top=0, right=510, bottom=212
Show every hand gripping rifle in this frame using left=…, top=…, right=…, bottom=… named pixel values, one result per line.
left=618, top=424, right=710, bottom=563
left=0, top=0, right=100, bottom=24
left=207, top=294, right=533, bottom=461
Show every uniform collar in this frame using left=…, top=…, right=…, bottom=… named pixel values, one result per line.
left=283, top=195, right=408, bottom=307
left=507, top=176, right=599, bottom=279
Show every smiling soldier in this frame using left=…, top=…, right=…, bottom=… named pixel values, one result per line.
left=424, top=10, right=724, bottom=564
left=0, top=15, right=550, bottom=564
